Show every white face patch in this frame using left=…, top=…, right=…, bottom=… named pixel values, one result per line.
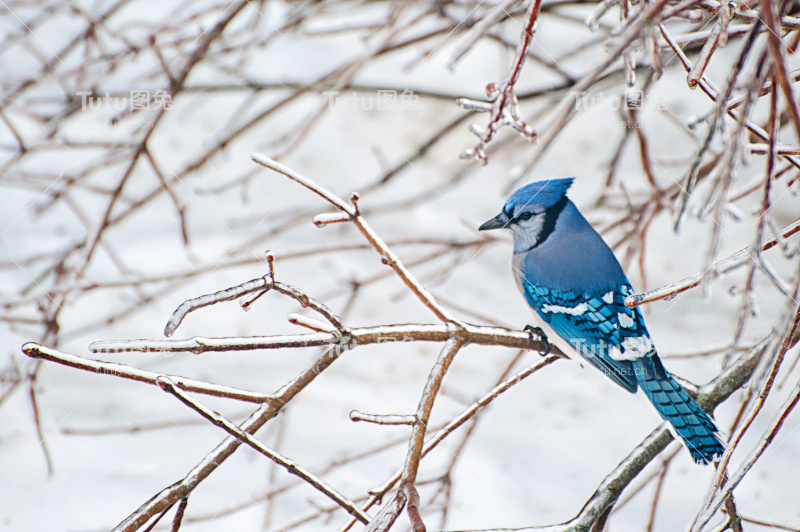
left=618, top=313, right=635, bottom=328
left=510, top=214, right=546, bottom=253
left=602, top=291, right=614, bottom=304
left=541, top=302, right=589, bottom=316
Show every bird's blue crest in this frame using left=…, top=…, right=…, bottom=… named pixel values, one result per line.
left=505, top=178, right=574, bottom=213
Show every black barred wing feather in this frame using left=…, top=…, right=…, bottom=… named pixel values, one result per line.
left=521, top=283, right=654, bottom=393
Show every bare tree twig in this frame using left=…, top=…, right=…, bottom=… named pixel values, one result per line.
left=351, top=411, right=418, bottom=425
left=252, top=154, right=464, bottom=326
left=156, top=376, right=371, bottom=525
left=109, top=341, right=349, bottom=531
left=692, top=271, right=800, bottom=531
left=626, top=218, right=800, bottom=308
left=21, top=343, right=273, bottom=403
left=456, top=0, right=542, bottom=163
left=88, top=323, right=555, bottom=355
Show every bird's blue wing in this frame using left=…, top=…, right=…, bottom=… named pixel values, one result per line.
left=521, top=282, right=653, bottom=393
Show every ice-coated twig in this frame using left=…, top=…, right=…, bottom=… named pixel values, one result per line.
left=697, top=0, right=800, bottom=28
left=747, top=143, right=800, bottom=155
left=624, top=53, right=636, bottom=88
left=656, top=24, right=750, bottom=47
left=366, top=338, right=463, bottom=532
left=457, top=0, right=543, bottom=164
left=111, top=336, right=349, bottom=531
left=155, top=377, right=370, bottom=525
left=253, top=154, right=354, bottom=213
left=687, top=9, right=726, bottom=87
left=759, top=0, right=800, bottom=143
left=360, top=354, right=561, bottom=507
left=87, top=323, right=555, bottom=356
left=252, top=153, right=463, bottom=326
left=362, top=491, right=406, bottom=532
left=767, top=217, right=798, bottom=258
left=164, top=276, right=272, bottom=337
left=337, top=354, right=563, bottom=532
left=700, top=23, right=771, bottom=292
left=509, top=0, right=696, bottom=188
left=696, top=378, right=800, bottom=531
left=755, top=255, right=794, bottom=297
left=625, top=218, right=800, bottom=308
left=659, top=22, right=800, bottom=178
left=288, top=313, right=340, bottom=334
left=675, top=18, right=763, bottom=234
left=350, top=411, right=417, bottom=425
left=718, top=0, right=733, bottom=47
left=272, top=281, right=349, bottom=335
left=732, top=95, right=776, bottom=346
left=584, top=0, right=618, bottom=31
left=21, top=343, right=273, bottom=403
left=313, top=212, right=352, bottom=227
left=164, top=255, right=348, bottom=338
left=90, top=333, right=340, bottom=354
left=691, top=274, right=800, bottom=532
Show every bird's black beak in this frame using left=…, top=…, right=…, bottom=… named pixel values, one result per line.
left=479, top=212, right=510, bottom=231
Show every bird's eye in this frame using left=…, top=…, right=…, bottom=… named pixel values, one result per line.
left=519, top=212, right=533, bottom=221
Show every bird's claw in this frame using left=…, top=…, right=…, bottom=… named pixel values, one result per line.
left=524, top=325, right=550, bottom=356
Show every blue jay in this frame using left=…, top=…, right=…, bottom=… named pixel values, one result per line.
left=479, top=178, right=724, bottom=465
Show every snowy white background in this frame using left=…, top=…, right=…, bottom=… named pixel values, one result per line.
left=1, top=0, right=800, bottom=531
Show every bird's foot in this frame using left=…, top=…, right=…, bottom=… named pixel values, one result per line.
left=524, top=325, right=550, bottom=356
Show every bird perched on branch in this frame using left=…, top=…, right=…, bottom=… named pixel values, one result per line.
left=479, top=178, right=724, bottom=465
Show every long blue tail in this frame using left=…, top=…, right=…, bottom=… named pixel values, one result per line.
left=634, top=356, right=725, bottom=465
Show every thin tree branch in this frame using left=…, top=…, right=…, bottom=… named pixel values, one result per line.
left=21, top=343, right=273, bottom=403
left=626, top=218, right=800, bottom=308
left=156, top=377, right=370, bottom=525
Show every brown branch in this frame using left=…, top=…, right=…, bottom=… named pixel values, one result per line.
left=401, top=338, right=463, bottom=531
left=457, top=0, right=543, bottom=163
left=156, top=377, right=370, bottom=525
left=108, top=335, right=348, bottom=532
left=251, top=155, right=465, bottom=327
left=692, top=273, right=800, bottom=531
left=87, top=323, right=555, bottom=356
left=21, top=343, right=273, bottom=404
left=760, top=0, right=800, bottom=142
left=626, top=218, right=800, bottom=308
